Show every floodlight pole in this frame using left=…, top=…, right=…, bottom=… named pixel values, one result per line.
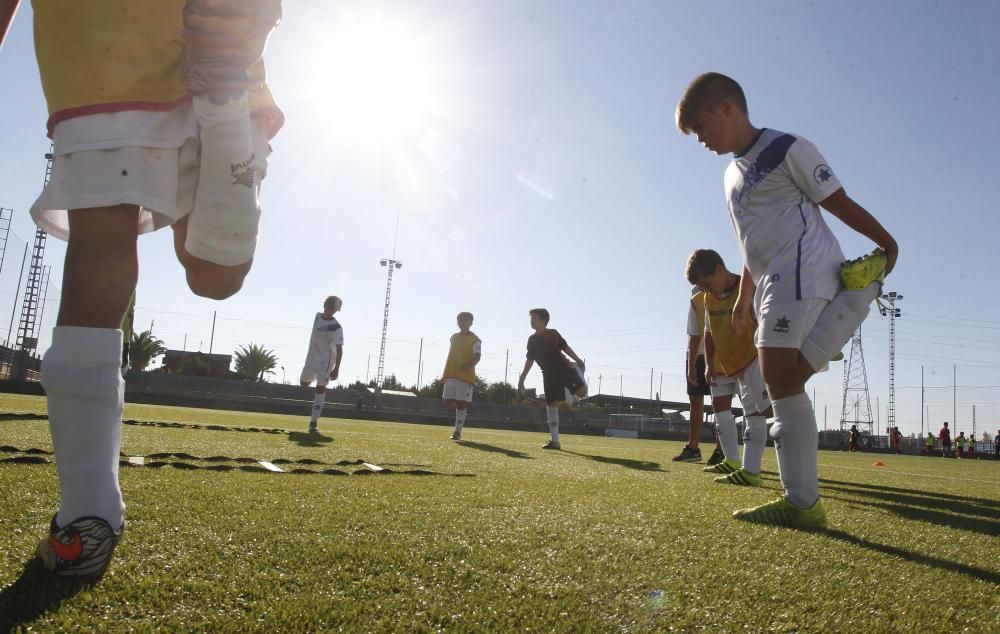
left=879, top=290, right=902, bottom=437
left=376, top=258, right=402, bottom=389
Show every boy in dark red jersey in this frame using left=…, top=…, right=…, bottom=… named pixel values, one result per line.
left=517, top=308, right=586, bottom=449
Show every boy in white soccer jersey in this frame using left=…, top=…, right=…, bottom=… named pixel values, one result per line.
left=687, top=249, right=772, bottom=486
left=441, top=312, right=481, bottom=441
left=676, top=73, right=898, bottom=528
left=300, top=296, right=344, bottom=433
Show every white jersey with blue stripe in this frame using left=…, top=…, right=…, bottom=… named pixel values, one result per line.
left=724, top=128, right=845, bottom=303
left=304, top=313, right=344, bottom=371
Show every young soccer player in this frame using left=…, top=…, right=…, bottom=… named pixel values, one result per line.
left=676, top=72, right=898, bottom=528
left=674, top=288, right=725, bottom=464
left=441, top=312, right=481, bottom=441
left=939, top=421, right=952, bottom=458
left=686, top=249, right=771, bottom=486
left=956, top=431, right=966, bottom=458
left=300, top=296, right=344, bottom=433
left=23, top=1, right=283, bottom=577
left=848, top=425, right=861, bottom=452
left=517, top=309, right=587, bottom=450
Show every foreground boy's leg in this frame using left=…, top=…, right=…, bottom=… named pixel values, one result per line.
left=37, top=205, right=138, bottom=577
left=731, top=348, right=826, bottom=529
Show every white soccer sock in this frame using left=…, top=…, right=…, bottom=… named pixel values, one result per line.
left=454, top=409, right=466, bottom=434
left=800, top=282, right=880, bottom=372
left=547, top=405, right=560, bottom=444
left=770, top=393, right=819, bottom=509
left=742, top=415, right=767, bottom=474
left=41, top=327, right=125, bottom=528
left=185, top=93, right=260, bottom=266
left=310, top=392, right=326, bottom=423
left=716, top=410, right=739, bottom=463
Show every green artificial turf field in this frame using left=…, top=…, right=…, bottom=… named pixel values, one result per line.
left=1, top=394, right=998, bottom=632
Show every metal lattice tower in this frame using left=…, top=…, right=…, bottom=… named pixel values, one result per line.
left=839, top=327, right=874, bottom=434
left=375, top=258, right=402, bottom=388
left=0, top=207, right=12, bottom=276
left=31, top=265, right=52, bottom=344
left=14, top=150, right=52, bottom=356
left=879, top=291, right=903, bottom=435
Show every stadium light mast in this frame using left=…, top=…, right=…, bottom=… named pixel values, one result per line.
left=375, top=257, right=402, bottom=389
left=879, top=290, right=902, bottom=438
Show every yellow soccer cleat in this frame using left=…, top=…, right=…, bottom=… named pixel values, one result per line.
left=840, top=248, right=887, bottom=291
left=733, top=497, right=827, bottom=530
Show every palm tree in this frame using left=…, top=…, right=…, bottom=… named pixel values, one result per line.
left=233, top=343, right=279, bottom=382
left=129, top=329, right=166, bottom=371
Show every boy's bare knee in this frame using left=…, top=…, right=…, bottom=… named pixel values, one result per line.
left=183, top=255, right=251, bottom=300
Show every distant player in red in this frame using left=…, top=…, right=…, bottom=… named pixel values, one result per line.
left=939, top=421, right=952, bottom=457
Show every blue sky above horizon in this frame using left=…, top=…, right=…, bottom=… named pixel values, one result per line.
left=1, top=1, right=999, bottom=438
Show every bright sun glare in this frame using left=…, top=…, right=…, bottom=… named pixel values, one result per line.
left=322, top=18, right=437, bottom=151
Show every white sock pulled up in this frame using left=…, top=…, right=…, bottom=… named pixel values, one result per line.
left=41, top=327, right=126, bottom=528
left=742, top=415, right=767, bottom=474
left=185, top=93, right=260, bottom=266
left=310, top=392, right=326, bottom=423
left=716, top=410, right=739, bottom=463
left=454, top=409, right=467, bottom=434
left=546, top=405, right=560, bottom=444
left=770, top=392, right=819, bottom=509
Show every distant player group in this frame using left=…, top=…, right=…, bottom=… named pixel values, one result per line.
left=299, top=303, right=587, bottom=452
left=13, top=0, right=896, bottom=580
left=301, top=74, right=897, bottom=535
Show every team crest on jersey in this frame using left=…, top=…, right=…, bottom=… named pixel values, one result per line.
left=231, top=154, right=257, bottom=188
left=772, top=316, right=791, bottom=333
left=813, top=164, right=833, bottom=184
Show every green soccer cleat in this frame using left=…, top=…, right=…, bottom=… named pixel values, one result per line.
left=733, top=497, right=827, bottom=530
left=840, top=248, right=887, bottom=291
left=703, top=458, right=740, bottom=474
left=714, top=469, right=763, bottom=487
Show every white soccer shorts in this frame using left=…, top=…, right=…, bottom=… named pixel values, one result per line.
left=756, top=298, right=828, bottom=350
left=300, top=367, right=330, bottom=388
left=31, top=106, right=270, bottom=240
left=442, top=378, right=474, bottom=402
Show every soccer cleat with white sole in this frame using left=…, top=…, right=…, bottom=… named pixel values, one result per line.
left=36, top=515, right=124, bottom=579
left=672, top=445, right=702, bottom=463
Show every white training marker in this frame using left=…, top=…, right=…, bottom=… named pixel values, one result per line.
left=258, top=461, right=285, bottom=473
left=361, top=462, right=384, bottom=472
left=128, top=456, right=145, bottom=466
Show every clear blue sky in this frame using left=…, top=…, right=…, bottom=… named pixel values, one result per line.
left=1, top=1, right=999, bottom=439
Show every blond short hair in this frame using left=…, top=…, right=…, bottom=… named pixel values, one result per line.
left=324, top=296, right=343, bottom=312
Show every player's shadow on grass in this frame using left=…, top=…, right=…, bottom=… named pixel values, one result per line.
left=820, top=478, right=1000, bottom=511
left=560, top=450, right=666, bottom=472
left=457, top=440, right=532, bottom=460
left=0, top=562, right=93, bottom=631
left=288, top=431, right=334, bottom=447
left=821, top=528, right=1000, bottom=585
left=819, top=479, right=1000, bottom=536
